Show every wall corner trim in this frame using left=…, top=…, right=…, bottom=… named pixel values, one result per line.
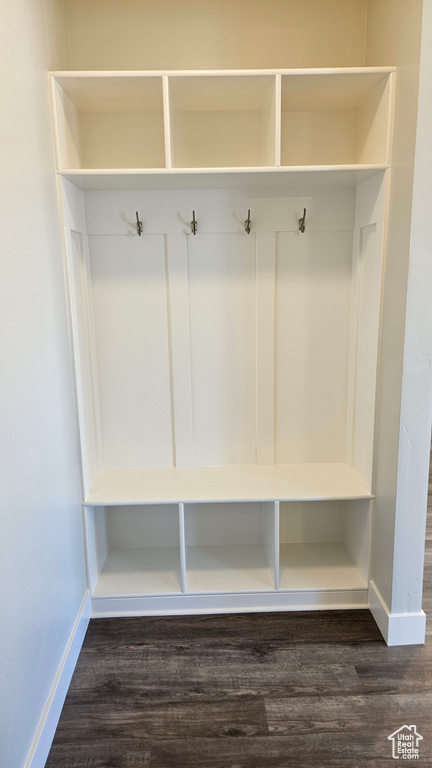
left=369, top=580, right=426, bottom=646
left=24, top=590, right=91, bottom=768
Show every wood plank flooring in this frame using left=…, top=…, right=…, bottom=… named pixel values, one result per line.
left=45, top=464, right=432, bottom=767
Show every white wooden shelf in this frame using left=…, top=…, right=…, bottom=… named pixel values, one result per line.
left=279, top=542, right=367, bottom=591
left=50, top=66, right=395, bottom=178
left=91, top=538, right=366, bottom=597
left=186, top=544, right=274, bottom=593
left=93, top=546, right=182, bottom=597
left=85, top=463, right=372, bottom=506
left=58, top=165, right=388, bottom=191
left=91, top=541, right=366, bottom=598
left=50, top=67, right=396, bottom=77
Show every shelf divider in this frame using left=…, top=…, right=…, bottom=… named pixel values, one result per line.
left=274, top=501, right=280, bottom=590
left=179, top=502, right=187, bottom=592
left=162, top=75, right=172, bottom=169
left=262, top=501, right=279, bottom=589
left=275, top=74, right=281, bottom=167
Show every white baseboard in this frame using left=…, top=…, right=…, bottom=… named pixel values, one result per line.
left=369, top=581, right=426, bottom=646
left=24, top=590, right=91, bottom=768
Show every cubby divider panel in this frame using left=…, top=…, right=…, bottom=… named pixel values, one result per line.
left=88, top=504, right=183, bottom=597
left=184, top=502, right=278, bottom=593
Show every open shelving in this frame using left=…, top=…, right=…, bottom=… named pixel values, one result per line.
left=51, top=75, right=166, bottom=169
left=168, top=74, right=277, bottom=168
left=55, top=65, right=394, bottom=618
left=88, top=504, right=183, bottom=597
left=278, top=500, right=370, bottom=592
left=184, top=502, right=277, bottom=593
left=86, top=499, right=369, bottom=613
left=49, top=67, right=395, bottom=184
left=280, top=70, right=393, bottom=166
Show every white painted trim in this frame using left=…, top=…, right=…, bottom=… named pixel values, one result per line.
left=91, top=588, right=368, bottom=617
left=48, top=77, right=61, bottom=171
left=386, top=72, right=397, bottom=166
left=162, top=75, right=172, bottom=169
left=58, top=164, right=389, bottom=176
left=166, top=233, right=194, bottom=467
left=274, top=74, right=281, bottom=167
left=274, top=500, right=280, bottom=591
left=369, top=581, right=426, bottom=646
left=49, top=67, right=397, bottom=78
left=24, top=591, right=90, bottom=768
left=179, top=502, right=187, bottom=593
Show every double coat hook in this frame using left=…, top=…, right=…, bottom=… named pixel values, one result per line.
left=136, top=211, right=143, bottom=237
left=245, top=209, right=251, bottom=235
left=191, top=210, right=197, bottom=235
left=298, top=208, right=306, bottom=233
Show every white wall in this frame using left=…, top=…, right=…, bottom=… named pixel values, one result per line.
left=365, top=0, right=425, bottom=611
left=65, top=0, right=367, bottom=70
left=0, top=2, right=87, bottom=767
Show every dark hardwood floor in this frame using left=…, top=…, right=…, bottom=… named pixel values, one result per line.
left=46, top=464, right=432, bottom=768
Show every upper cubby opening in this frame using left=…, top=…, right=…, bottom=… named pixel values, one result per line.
left=52, top=75, right=166, bottom=169
left=168, top=75, right=276, bottom=168
left=281, top=71, right=392, bottom=166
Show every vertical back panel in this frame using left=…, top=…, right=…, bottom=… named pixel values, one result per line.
left=185, top=503, right=263, bottom=546
left=106, top=505, right=180, bottom=548
left=275, top=230, right=353, bottom=463
left=187, top=233, right=256, bottom=466
left=89, top=234, right=173, bottom=467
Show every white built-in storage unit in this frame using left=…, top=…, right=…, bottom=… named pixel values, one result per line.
left=50, top=67, right=396, bottom=620
left=44, top=0, right=431, bottom=647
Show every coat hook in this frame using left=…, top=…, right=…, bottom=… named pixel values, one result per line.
left=298, top=208, right=306, bottom=234
left=136, top=211, right=143, bottom=237
left=191, top=210, right=197, bottom=235
left=245, top=209, right=251, bottom=235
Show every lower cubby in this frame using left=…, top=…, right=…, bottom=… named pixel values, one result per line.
left=184, top=502, right=277, bottom=593
left=279, top=499, right=370, bottom=591
left=86, top=504, right=183, bottom=597
left=85, top=498, right=371, bottom=613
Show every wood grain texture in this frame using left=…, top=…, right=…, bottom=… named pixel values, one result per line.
left=45, top=455, right=432, bottom=767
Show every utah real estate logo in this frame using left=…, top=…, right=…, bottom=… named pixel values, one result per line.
left=388, top=725, right=423, bottom=759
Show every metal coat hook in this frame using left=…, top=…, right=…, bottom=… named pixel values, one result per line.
left=191, top=210, right=197, bottom=235
left=136, top=211, right=143, bottom=237
left=298, top=208, right=306, bottom=234
left=245, top=209, right=251, bottom=235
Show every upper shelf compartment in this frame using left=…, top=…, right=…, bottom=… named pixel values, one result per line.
left=167, top=74, right=277, bottom=168
left=51, top=75, right=166, bottom=169
left=281, top=71, right=394, bottom=166
left=49, top=68, right=395, bottom=178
